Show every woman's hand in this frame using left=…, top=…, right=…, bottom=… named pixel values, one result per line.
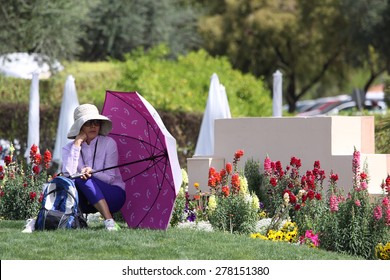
left=74, top=132, right=87, bottom=147
left=80, top=166, right=93, bottom=180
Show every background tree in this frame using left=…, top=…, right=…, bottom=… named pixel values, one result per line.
left=197, top=0, right=390, bottom=112
left=340, top=0, right=389, bottom=93
left=0, top=0, right=88, bottom=65
left=79, top=0, right=202, bottom=61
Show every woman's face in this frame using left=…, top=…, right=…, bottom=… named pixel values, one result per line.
left=81, top=120, right=101, bottom=141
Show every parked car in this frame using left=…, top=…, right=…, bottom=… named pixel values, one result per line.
left=325, top=99, right=387, bottom=116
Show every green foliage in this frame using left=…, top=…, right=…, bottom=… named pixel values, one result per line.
left=117, top=45, right=272, bottom=116
left=208, top=194, right=258, bottom=234
left=244, top=158, right=263, bottom=199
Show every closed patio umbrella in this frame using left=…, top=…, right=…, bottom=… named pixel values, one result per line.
left=53, top=75, right=79, bottom=169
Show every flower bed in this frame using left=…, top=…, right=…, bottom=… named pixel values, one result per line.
left=172, top=149, right=390, bottom=260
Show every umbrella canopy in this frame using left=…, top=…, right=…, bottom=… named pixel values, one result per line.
left=52, top=75, right=80, bottom=169
left=194, top=73, right=231, bottom=156
left=24, top=71, right=40, bottom=160
left=102, top=91, right=182, bottom=230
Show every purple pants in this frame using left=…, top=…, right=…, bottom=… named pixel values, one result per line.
left=74, top=177, right=125, bottom=214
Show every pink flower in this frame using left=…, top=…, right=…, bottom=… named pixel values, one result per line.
left=330, top=195, right=339, bottom=212
left=374, top=205, right=383, bottom=221
left=360, top=181, right=368, bottom=191
left=300, top=230, right=320, bottom=247
left=383, top=197, right=389, bottom=207
left=264, top=156, right=272, bottom=175
left=355, top=200, right=361, bottom=207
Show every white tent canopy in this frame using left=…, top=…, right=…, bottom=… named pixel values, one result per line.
left=0, top=52, right=63, bottom=79
left=53, top=75, right=79, bottom=169
left=24, top=71, right=40, bottom=161
left=194, top=73, right=231, bottom=156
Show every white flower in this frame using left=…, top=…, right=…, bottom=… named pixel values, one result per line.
left=255, top=218, right=272, bottom=235
left=177, top=221, right=213, bottom=232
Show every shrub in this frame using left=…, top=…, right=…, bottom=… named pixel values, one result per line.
left=117, top=45, right=272, bottom=116
left=0, top=144, right=53, bottom=220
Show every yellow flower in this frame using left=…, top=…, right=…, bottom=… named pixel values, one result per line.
left=239, top=175, right=248, bottom=195
left=251, top=194, right=260, bottom=210
left=259, top=211, right=267, bottom=219
left=208, top=195, right=217, bottom=212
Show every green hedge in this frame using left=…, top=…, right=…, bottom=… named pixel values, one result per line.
left=0, top=103, right=201, bottom=168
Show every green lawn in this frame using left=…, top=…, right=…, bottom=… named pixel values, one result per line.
left=0, top=220, right=362, bottom=260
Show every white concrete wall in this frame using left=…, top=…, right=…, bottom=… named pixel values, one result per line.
left=187, top=116, right=389, bottom=196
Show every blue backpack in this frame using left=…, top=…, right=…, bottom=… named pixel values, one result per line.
left=35, top=176, right=87, bottom=230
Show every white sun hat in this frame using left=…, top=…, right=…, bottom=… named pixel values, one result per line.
left=67, top=104, right=112, bottom=139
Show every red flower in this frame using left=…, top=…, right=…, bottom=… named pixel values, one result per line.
left=208, top=177, right=217, bottom=188
left=4, top=155, right=12, bottom=166
left=270, top=177, right=278, bottom=187
left=30, top=144, right=38, bottom=157
left=234, top=149, right=244, bottom=159
left=314, top=160, right=320, bottom=169
left=29, top=191, right=37, bottom=200
left=330, top=173, right=339, bottom=182
left=221, top=185, right=230, bottom=197
left=290, top=156, right=301, bottom=168
left=0, top=190, right=4, bottom=197
left=360, top=172, right=368, bottom=180
left=231, top=174, right=240, bottom=192
left=289, top=193, right=297, bottom=204
left=220, top=169, right=226, bottom=178
left=315, top=193, right=322, bottom=200
left=209, top=167, right=217, bottom=177
left=44, top=149, right=52, bottom=169
left=34, top=153, right=42, bottom=165
left=0, top=165, right=3, bottom=172
left=225, top=162, right=232, bottom=174
left=33, top=165, right=40, bottom=175
left=386, top=175, right=390, bottom=187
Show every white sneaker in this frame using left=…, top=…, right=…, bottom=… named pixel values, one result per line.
left=104, top=219, right=120, bottom=231
left=22, top=218, right=36, bottom=233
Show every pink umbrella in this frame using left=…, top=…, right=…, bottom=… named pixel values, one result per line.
left=101, top=91, right=182, bottom=230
